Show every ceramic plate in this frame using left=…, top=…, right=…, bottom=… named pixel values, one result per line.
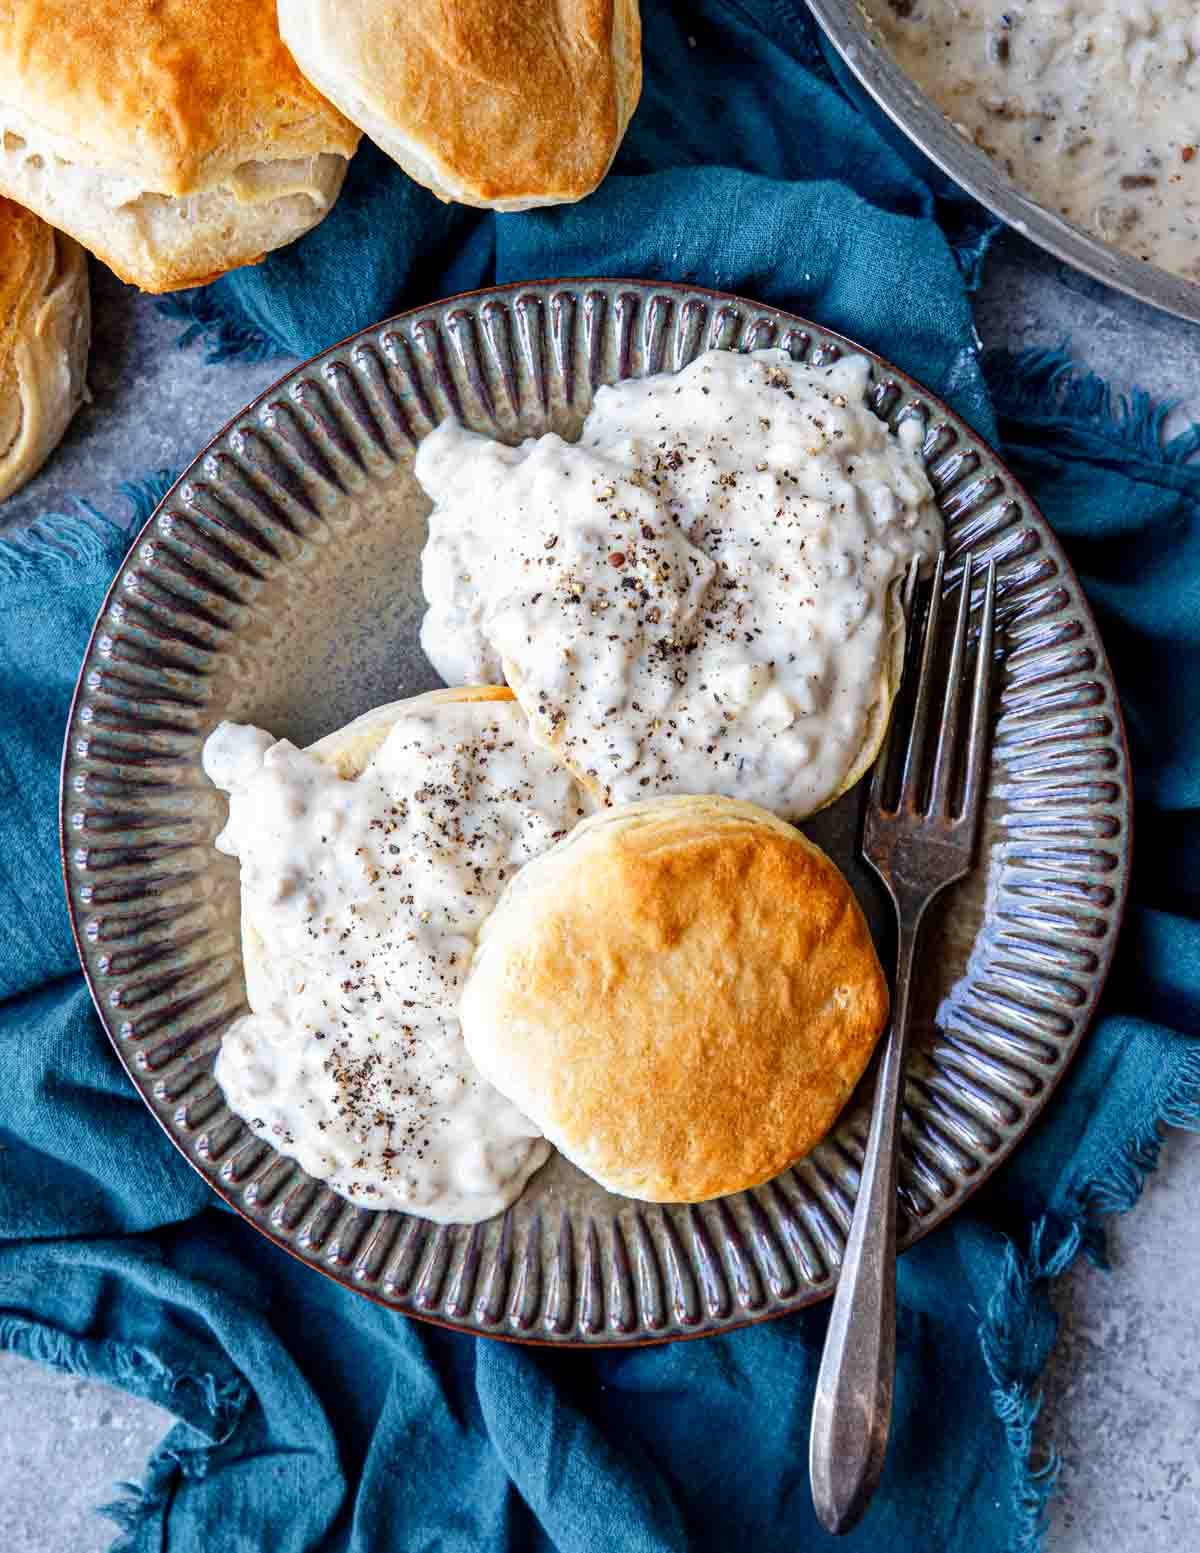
left=805, top=0, right=1200, bottom=327
left=62, top=280, right=1130, bottom=1344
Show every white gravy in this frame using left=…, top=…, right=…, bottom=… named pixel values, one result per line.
left=866, top=0, right=1200, bottom=282
left=203, top=697, right=588, bottom=1223
left=417, top=348, right=941, bottom=817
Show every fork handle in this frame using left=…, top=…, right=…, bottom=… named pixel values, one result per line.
left=809, top=928, right=918, bottom=1535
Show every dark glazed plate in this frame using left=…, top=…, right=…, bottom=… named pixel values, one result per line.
left=805, top=0, right=1200, bottom=327
left=62, top=280, right=1131, bottom=1344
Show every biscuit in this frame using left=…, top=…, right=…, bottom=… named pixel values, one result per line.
left=0, top=2, right=360, bottom=291
left=0, top=197, right=89, bottom=503
left=279, top=0, right=641, bottom=211
left=461, top=794, right=890, bottom=1202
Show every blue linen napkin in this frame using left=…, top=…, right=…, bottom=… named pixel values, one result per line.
left=3, top=2, right=1199, bottom=1550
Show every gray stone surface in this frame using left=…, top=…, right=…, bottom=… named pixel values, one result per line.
left=2, top=265, right=287, bottom=535
left=1043, top=1130, right=1200, bottom=1548
left=0, top=1354, right=172, bottom=1552
left=974, top=233, right=1200, bottom=432
left=2, top=233, right=1199, bottom=1550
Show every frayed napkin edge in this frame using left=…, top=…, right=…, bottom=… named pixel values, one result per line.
left=0, top=473, right=178, bottom=589
left=0, top=1315, right=249, bottom=1553
left=156, top=288, right=287, bottom=366
left=981, top=1039, right=1200, bottom=1552
left=988, top=344, right=1200, bottom=483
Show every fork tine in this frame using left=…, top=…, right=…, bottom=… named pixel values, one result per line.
left=897, top=550, right=946, bottom=811
left=958, top=558, right=997, bottom=827
left=927, top=552, right=974, bottom=814
left=868, top=557, right=922, bottom=812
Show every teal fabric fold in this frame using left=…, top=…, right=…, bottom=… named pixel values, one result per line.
left=3, top=4, right=1199, bottom=1551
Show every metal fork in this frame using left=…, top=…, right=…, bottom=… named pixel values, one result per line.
left=809, top=550, right=998, bottom=1534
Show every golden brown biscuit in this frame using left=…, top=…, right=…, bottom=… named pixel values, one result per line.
left=460, top=794, right=890, bottom=1201
left=0, top=198, right=89, bottom=503
left=278, top=0, right=641, bottom=211
left=0, top=2, right=360, bottom=292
